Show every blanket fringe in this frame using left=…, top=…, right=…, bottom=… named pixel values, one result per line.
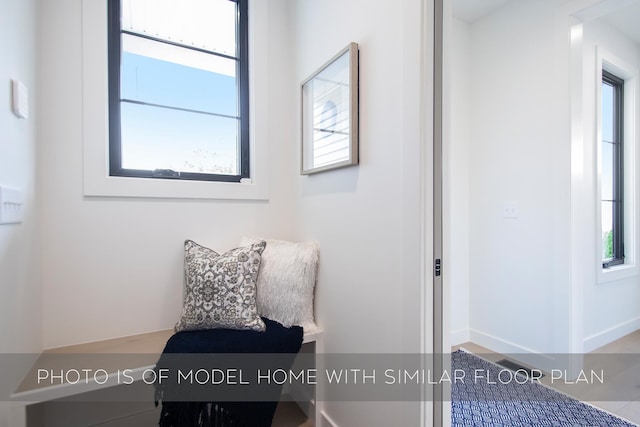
left=158, top=401, right=246, bottom=427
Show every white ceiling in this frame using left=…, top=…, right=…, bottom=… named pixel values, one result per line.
left=600, top=1, right=640, bottom=44
left=453, top=0, right=640, bottom=46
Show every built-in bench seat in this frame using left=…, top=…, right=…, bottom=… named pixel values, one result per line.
left=10, top=327, right=320, bottom=427
left=14, top=327, right=319, bottom=402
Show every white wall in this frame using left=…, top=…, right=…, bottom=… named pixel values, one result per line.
left=451, top=0, right=573, bottom=359
left=580, top=18, right=640, bottom=351
left=290, top=0, right=426, bottom=425
left=449, top=17, right=471, bottom=345
left=0, top=0, right=42, bottom=422
left=3, top=1, right=431, bottom=425
left=451, top=0, right=640, bottom=359
left=0, top=0, right=41, bottom=353
left=38, top=0, right=299, bottom=348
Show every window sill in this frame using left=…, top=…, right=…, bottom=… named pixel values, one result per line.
left=599, top=262, right=638, bottom=284
left=83, top=174, right=268, bottom=200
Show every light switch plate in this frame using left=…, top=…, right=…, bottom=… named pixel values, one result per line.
left=0, top=186, right=25, bottom=224
left=11, top=79, right=29, bottom=119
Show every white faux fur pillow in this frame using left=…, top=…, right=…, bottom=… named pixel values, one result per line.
left=240, top=236, right=319, bottom=330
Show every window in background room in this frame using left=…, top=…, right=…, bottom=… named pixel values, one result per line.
left=601, top=69, right=625, bottom=268
left=107, top=0, right=249, bottom=182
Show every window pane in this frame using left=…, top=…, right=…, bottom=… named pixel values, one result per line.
left=121, top=0, right=237, bottom=57
left=121, top=34, right=237, bottom=116
left=601, top=141, right=614, bottom=201
left=120, top=102, right=239, bottom=175
left=601, top=201, right=614, bottom=259
left=602, top=82, right=614, bottom=143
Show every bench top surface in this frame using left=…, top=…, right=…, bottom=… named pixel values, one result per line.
left=15, top=327, right=320, bottom=397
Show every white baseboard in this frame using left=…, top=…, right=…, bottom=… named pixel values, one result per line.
left=468, top=329, right=560, bottom=373
left=468, top=328, right=532, bottom=354
left=288, top=381, right=315, bottom=419
left=320, top=410, right=339, bottom=427
left=583, top=317, right=640, bottom=353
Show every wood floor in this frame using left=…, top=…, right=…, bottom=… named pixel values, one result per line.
left=272, top=400, right=315, bottom=427
left=455, top=330, right=640, bottom=425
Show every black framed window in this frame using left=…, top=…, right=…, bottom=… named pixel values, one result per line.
left=107, top=0, right=249, bottom=182
left=601, top=69, right=624, bottom=268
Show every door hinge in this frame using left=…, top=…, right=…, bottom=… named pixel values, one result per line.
left=435, top=258, right=442, bottom=277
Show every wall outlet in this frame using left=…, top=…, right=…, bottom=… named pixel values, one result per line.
left=503, top=202, right=519, bottom=219
left=0, top=186, right=25, bottom=224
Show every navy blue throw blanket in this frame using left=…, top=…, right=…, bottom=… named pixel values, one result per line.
left=155, top=318, right=304, bottom=427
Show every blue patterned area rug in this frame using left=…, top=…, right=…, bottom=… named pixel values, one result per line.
left=451, top=349, right=637, bottom=426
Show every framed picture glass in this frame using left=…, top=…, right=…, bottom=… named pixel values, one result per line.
left=301, top=43, right=359, bottom=174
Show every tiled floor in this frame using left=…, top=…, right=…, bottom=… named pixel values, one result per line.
left=455, top=331, right=640, bottom=425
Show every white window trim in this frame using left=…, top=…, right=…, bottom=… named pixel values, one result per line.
left=81, top=0, right=269, bottom=200
left=596, top=46, right=639, bottom=284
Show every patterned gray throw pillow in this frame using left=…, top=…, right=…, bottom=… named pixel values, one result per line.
left=175, top=240, right=267, bottom=332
